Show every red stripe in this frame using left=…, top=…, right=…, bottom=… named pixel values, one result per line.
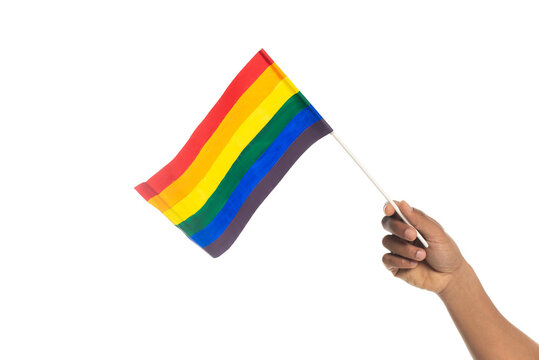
left=135, top=49, right=274, bottom=200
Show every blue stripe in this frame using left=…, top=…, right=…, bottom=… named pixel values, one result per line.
left=190, top=105, right=323, bottom=247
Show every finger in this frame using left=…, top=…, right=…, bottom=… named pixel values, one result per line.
left=382, top=253, right=418, bottom=270
left=383, top=201, right=395, bottom=216
left=382, top=235, right=426, bottom=261
left=384, top=200, right=407, bottom=217
left=398, top=200, right=444, bottom=238
left=381, top=216, right=417, bottom=241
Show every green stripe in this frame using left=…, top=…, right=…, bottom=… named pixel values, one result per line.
left=178, top=92, right=310, bottom=236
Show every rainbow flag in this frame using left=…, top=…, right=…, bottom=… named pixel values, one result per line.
left=136, top=49, right=332, bottom=257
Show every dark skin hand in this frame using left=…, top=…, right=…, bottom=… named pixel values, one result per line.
left=381, top=201, right=539, bottom=360
left=381, top=200, right=464, bottom=294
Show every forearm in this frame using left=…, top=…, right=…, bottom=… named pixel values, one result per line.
left=439, top=261, right=539, bottom=359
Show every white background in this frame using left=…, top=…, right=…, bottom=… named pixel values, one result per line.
left=1, top=1, right=538, bottom=359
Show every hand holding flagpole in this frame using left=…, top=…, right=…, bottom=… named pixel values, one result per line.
left=330, top=131, right=429, bottom=248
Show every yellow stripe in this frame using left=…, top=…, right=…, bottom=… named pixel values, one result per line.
left=162, top=78, right=299, bottom=224
left=149, top=64, right=285, bottom=213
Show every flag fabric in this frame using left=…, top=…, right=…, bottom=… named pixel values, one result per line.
left=135, top=49, right=332, bottom=257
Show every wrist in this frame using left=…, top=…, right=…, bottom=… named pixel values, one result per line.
left=437, top=260, right=475, bottom=301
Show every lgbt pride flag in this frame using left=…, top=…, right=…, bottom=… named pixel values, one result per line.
left=136, top=49, right=332, bottom=257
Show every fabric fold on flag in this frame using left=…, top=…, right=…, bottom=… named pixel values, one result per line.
left=136, top=49, right=332, bottom=257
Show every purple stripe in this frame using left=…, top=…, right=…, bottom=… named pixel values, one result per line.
left=203, top=119, right=333, bottom=257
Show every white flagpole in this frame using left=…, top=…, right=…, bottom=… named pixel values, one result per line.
left=330, top=131, right=429, bottom=248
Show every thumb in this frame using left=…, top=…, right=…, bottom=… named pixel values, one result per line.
left=398, top=201, right=444, bottom=240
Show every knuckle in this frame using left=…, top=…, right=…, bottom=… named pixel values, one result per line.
left=398, top=257, right=409, bottom=267
left=406, top=245, right=418, bottom=258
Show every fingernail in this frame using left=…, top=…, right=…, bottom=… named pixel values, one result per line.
left=383, top=202, right=389, bottom=213
left=405, top=228, right=416, bottom=241
left=416, top=249, right=425, bottom=260
left=410, top=260, right=418, bottom=266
